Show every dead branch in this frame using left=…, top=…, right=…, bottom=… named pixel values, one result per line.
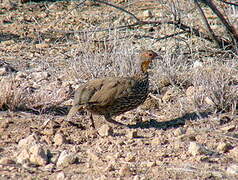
left=89, top=0, right=140, bottom=22
left=194, top=0, right=223, bottom=48
left=201, top=0, right=238, bottom=50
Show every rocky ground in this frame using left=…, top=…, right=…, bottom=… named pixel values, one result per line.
left=0, top=0, right=238, bottom=179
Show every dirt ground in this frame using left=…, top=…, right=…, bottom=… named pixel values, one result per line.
left=0, top=1, right=238, bottom=179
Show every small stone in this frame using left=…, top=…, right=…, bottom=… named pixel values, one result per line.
left=226, top=164, right=238, bottom=175
left=119, top=164, right=133, bottom=176
left=125, top=153, right=136, bottom=162
left=142, top=10, right=153, bottom=18
left=229, top=146, right=238, bottom=159
left=35, top=43, right=50, bottom=49
left=98, top=124, right=113, bottom=137
left=143, top=161, right=156, bottom=168
left=56, top=150, right=77, bottom=168
left=18, top=134, right=38, bottom=149
left=204, top=96, right=215, bottom=105
left=173, top=128, right=185, bottom=136
left=0, top=157, right=15, bottom=164
left=126, top=130, right=138, bottom=138
left=220, top=125, right=236, bottom=132
left=29, top=144, right=48, bottom=166
left=56, top=171, right=66, bottom=180
left=193, top=61, right=203, bottom=68
left=31, top=71, right=49, bottom=81
left=217, top=142, right=231, bottom=153
left=16, top=149, right=30, bottom=164
left=188, top=142, right=210, bottom=156
left=54, top=133, right=66, bottom=145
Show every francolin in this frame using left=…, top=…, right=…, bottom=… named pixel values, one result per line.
left=67, top=50, right=160, bottom=128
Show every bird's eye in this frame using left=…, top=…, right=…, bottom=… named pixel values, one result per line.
left=148, top=53, right=153, bottom=56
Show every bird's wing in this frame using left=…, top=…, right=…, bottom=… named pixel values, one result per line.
left=88, top=77, right=136, bottom=106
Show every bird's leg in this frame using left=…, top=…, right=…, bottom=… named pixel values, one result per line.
left=61, top=105, right=83, bottom=128
left=89, top=113, right=95, bottom=129
left=104, top=115, right=128, bottom=127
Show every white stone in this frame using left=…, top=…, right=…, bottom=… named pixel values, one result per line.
left=56, top=150, right=77, bottom=168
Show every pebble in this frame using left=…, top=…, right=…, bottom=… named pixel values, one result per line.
left=98, top=124, right=113, bottom=137
left=18, top=134, right=38, bottom=149
left=56, top=150, right=77, bottom=168
left=125, top=153, right=136, bottom=162
left=54, top=133, right=67, bottom=145
left=188, top=142, right=212, bottom=156
left=16, top=149, right=30, bottom=164
left=216, top=142, right=231, bottom=153
left=29, top=144, right=48, bottom=166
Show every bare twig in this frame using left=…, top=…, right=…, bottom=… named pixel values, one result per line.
left=219, top=0, right=238, bottom=7
left=90, top=0, right=141, bottom=22
left=201, top=0, right=238, bottom=49
left=194, top=0, right=223, bottom=48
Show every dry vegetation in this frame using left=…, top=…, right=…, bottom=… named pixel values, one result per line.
left=0, top=0, right=238, bottom=179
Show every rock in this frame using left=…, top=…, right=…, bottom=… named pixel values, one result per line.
left=151, top=137, right=162, bottom=145
left=0, top=157, right=15, bottom=164
left=98, top=124, right=113, bottom=137
left=54, top=133, right=66, bottom=145
left=16, top=149, right=30, bottom=165
left=204, top=96, right=215, bottom=105
left=18, top=134, right=38, bottom=149
left=217, top=142, right=231, bottom=153
left=229, top=146, right=238, bottom=159
left=56, top=171, right=66, bottom=180
left=31, top=71, right=49, bottom=81
left=226, top=164, right=238, bottom=175
left=119, top=164, right=133, bottom=176
left=56, top=150, right=77, bottom=168
left=188, top=142, right=212, bottom=156
left=142, top=161, right=156, bottom=168
left=126, top=130, right=138, bottom=138
left=193, top=61, right=203, bottom=68
left=142, top=10, right=153, bottom=18
left=29, top=144, right=48, bottom=166
left=173, top=128, right=185, bottom=136
left=125, top=153, right=136, bottom=162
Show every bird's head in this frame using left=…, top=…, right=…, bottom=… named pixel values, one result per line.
left=139, top=50, right=160, bottom=73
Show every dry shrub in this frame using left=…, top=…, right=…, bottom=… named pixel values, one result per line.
left=192, top=63, right=238, bottom=113
left=0, top=76, right=29, bottom=110
left=0, top=75, right=71, bottom=112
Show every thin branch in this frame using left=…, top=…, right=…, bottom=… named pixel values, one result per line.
left=219, top=0, right=238, bottom=7
left=194, top=0, right=223, bottom=48
left=90, top=0, right=141, bottom=22
left=202, top=0, right=238, bottom=48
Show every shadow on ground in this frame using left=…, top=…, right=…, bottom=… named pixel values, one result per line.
left=128, top=112, right=211, bottom=130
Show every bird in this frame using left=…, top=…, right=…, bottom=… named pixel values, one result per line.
left=66, top=50, right=160, bottom=128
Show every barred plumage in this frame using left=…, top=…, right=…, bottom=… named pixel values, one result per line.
left=67, top=50, right=159, bottom=128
